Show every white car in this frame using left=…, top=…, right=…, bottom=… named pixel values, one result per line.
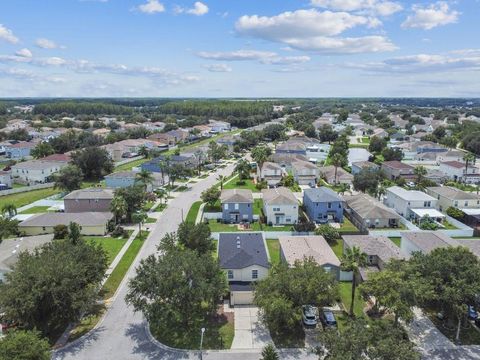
left=302, top=305, right=318, bottom=327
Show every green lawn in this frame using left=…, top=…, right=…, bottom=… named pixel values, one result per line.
left=204, top=199, right=221, bottom=212
left=114, top=158, right=148, bottom=172
left=102, top=231, right=147, bottom=299
left=145, top=217, right=157, bottom=223
left=154, top=203, right=167, bottom=212
left=18, top=205, right=52, bottom=214
left=266, top=239, right=280, bottom=265
left=208, top=222, right=241, bottom=232
left=12, top=183, right=27, bottom=189
left=68, top=303, right=105, bottom=342
left=389, top=237, right=401, bottom=247
left=84, top=236, right=128, bottom=265
left=330, top=239, right=344, bottom=259
left=253, top=198, right=263, bottom=215
left=349, top=143, right=370, bottom=149
left=339, top=282, right=365, bottom=317
left=186, top=201, right=202, bottom=224
left=223, top=176, right=259, bottom=192
left=0, top=187, right=61, bottom=209
left=442, top=220, right=458, bottom=230
left=360, top=137, right=370, bottom=144
left=142, top=201, right=154, bottom=211
left=338, top=218, right=359, bottom=233
left=250, top=222, right=293, bottom=231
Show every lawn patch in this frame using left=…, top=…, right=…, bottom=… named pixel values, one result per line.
left=338, top=218, right=359, bottom=233
left=154, top=203, right=167, bottom=212
left=18, top=206, right=52, bottom=214
left=114, top=158, right=148, bottom=172
left=330, top=239, right=344, bottom=259
left=0, top=187, right=61, bottom=209
left=84, top=236, right=127, bottom=265
left=339, top=282, right=365, bottom=318
left=223, top=176, right=259, bottom=192
left=186, top=201, right=202, bottom=224
left=266, top=239, right=280, bottom=265
left=389, top=237, right=401, bottom=247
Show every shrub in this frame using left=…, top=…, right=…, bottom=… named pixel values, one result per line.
left=53, top=224, right=68, bottom=240
left=446, top=206, right=465, bottom=221
left=112, top=225, right=128, bottom=238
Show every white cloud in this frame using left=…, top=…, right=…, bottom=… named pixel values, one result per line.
left=402, top=2, right=460, bottom=30
left=15, top=48, right=33, bottom=58
left=188, top=2, right=209, bottom=16
left=0, top=67, right=67, bottom=83
left=203, top=63, right=232, bottom=72
left=138, top=0, right=165, bottom=14
left=0, top=24, right=19, bottom=44
left=197, top=50, right=311, bottom=65
left=35, top=38, right=63, bottom=49
left=310, top=0, right=402, bottom=16
left=235, top=9, right=395, bottom=54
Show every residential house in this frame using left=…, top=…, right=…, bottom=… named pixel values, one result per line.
left=292, top=160, right=319, bottom=186
left=64, top=188, right=114, bottom=213
left=11, top=160, right=67, bottom=185
left=209, top=120, right=231, bottom=133
left=343, top=235, right=406, bottom=281
left=436, top=150, right=465, bottom=164
left=262, top=187, right=299, bottom=225
left=104, top=171, right=164, bottom=190
left=18, top=212, right=113, bottom=236
left=303, top=187, right=344, bottom=223
left=439, top=161, right=480, bottom=184
left=381, top=161, right=415, bottom=181
left=276, top=142, right=307, bottom=155
left=425, top=186, right=480, bottom=212
left=401, top=231, right=459, bottom=256
left=216, top=135, right=237, bottom=150
left=372, top=128, right=388, bottom=138
left=320, top=165, right=354, bottom=185
left=218, top=233, right=269, bottom=305
left=141, top=154, right=195, bottom=173
left=344, top=193, right=402, bottom=231
left=192, top=124, right=211, bottom=137
left=0, top=171, right=13, bottom=188
left=259, top=161, right=283, bottom=187
left=384, top=186, right=442, bottom=222
left=220, top=189, right=254, bottom=223
left=42, top=153, right=71, bottom=163
left=270, top=153, right=309, bottom=171
left=351, top=161, right=379, bottom=175
left=5, top=141, right=36, bottom=159
left=279, top=235, right=341, bottom=279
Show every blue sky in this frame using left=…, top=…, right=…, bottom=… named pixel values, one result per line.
left=0, top=0, right=479, bottom=97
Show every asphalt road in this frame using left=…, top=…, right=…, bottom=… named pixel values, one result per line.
left=53, top=163, right=317, bottom=360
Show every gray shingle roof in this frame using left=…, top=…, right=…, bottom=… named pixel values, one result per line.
left=262, top=187, right=298, bottom=205
left=19, top=212, right=113, bottom=227
left=427, top=186, right=480, bottom=201
left=344, top=193, right=401, bottom=220
left=278, top=235, right=340, bottom=267
left=304, top=187, right=343, bottom=203
left=343, top=235, right=406, bottom=262
left=220, top=189, right=253, bottom=203
left=64, top=188, right=114, bottom=200
left=218, top=233, right=269, bottom=269
left=401, top=232, right=459, bottom=253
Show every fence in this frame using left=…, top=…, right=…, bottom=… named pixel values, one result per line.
left=114, top=155, right=144, bottom=167
left=0, top=182, right=54, bottom=197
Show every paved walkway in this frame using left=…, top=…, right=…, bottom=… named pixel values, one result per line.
left=231, top=306, right=272, bottom=349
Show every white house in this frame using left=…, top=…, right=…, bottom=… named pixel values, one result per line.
left=262, top=187, right=299, bottom=225
left=0, top=171, right=13, bottom=188
left=291, top=160, right=319, bottom=186
left=218, top=233, right=270, bottom=306
left=208, top=120, right=231, bottom=133
left=384, top=186, right=441, bottom=221
left=439, top=161, right=480, bottom=184
left=11, top=160, right=67, bottom=185
left=259, top=162, right=283, bottom=187
left=426, top=186, right=480, bottom=212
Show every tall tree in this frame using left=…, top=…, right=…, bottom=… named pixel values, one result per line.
left=1, top=203, right=17, bottom=219
left=135, top=169, right=155, bottom=191
left=67, top=222, right=82, bottom=245
left=177, top=221, right=215, bottom=254
left=414, top=165, right=428, bottom=186
left=216, top=175, right=226, bottom=190
left=251, top=146, right=272, bottom=169
left=0, top=217, right=18, bottom=241
left=331, top=153, right=346, bottom=185
left=31, top=142, right=54, bottom=159
left=201, top=186, right=221, bottom=209
left=0, top=330, right=51, bottom=360
left=110, top=194, right=128, bottom=224
left=114, top=185, right=146, bottom=222
left=53, top=164, right=84, bottom=192
left=71, top=147, right=114, bottom=180
left=235, top=159, right=251, bottom=180
left=341, top=246, right=368, bottom=316
left=463, top=152, right=476, bottom=182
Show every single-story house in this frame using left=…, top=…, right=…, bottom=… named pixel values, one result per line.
left=218, top=233, right=269, bottom=306
left=220, top=189, right=254, bottom=223
left=258, top=162, right=283, bottom=187
left=304, top=187, right=344, bottom=224
left=64, top=188, right=115, bottom=213
left=279, top=235, right=341, bottom=279
left=401, top=231, right=459, bottom=256
left=320, top=165, right=354, bottom=185
left=262, top=187, right=298, bottom=225
left=426, top=186, right=480, bottom=212
left=18, top=212, right=113, bottom=236
left=343, top=235, right=407, bottom=281
left=344, top=193, right=402, bottom=231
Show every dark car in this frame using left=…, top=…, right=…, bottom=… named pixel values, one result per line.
left=320, top=310, right=337, bottom=328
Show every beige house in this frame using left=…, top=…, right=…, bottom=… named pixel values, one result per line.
left=320, top=165, right=354, bottom=185
left=291, top=160, right=319, bottom=186
left=19, top=212, right=113, bottom=236
left=425, top=186, right=480, bottom=212
left=262, top=187, right=299, bottom=225
left=259, top=162, right=283, bottom=187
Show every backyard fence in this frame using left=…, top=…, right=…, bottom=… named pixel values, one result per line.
left=0, top=182, right=54, bottom=197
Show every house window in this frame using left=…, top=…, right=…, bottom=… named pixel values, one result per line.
left=235, top=203, right=239, bottom=210
left=224, top=204, right=228, bottom=210
left=273, top=207, right=280, bottom=211
left=328, top=202, right=332, bottom=209
left=42, top=226, right=46, bottom=231
left=252, top=270, right=258, bottom=279
left=339, top=204, right=342, bottom=209
left=465, top=201, right=469, bottom=207
left=454, top=201, right=458, bottom=207
left=227, top=270, right=234, bottom=279
left=324, top=266, right=331, bottom=273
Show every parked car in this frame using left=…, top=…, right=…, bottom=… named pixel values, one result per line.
left=320, top=309, right=337, bottom=328
left=302, top=305, right=318, bottom=327
left=468, top=306, right=478, bottom=320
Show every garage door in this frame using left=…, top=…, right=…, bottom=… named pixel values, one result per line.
left=231, top=291, right=254, bottom=306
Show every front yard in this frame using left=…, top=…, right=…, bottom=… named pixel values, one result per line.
left=85, top=236, right=128, bottom=265
left=222, top=176, right=259, bottom=192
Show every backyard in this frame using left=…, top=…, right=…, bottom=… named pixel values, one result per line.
left=0, top=187, right=61, bottom=209
left=222, top=175, right=259, bottom=192
left=338, top=282, right=366, bottom=318
left=266, top=239, right=280, bottom=265
left=389, top=237, right=402, bottom=247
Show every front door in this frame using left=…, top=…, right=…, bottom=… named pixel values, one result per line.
left=275, top=216, right=280, bottom=225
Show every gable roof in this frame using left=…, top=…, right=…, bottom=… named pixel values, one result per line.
left=220, top=189, right=253, bottom=203
left=343, top=235, right=406, bottom=262
left=218, top=233, right=269, bottom=269
left=344, top=193, right=401, bottom=220
left=382, top=161, right=414, bottom=170
left=279, top=235, right=340, bottom=267
left=320, top=166, right=354, bottom=180
left=19, top=212, right=113, bottom=227
left=262, top=187, right=298, bottom=206
left=386, top=186, right=436, bottom=202
left=440, top=161, right=468, bottom=169
left=427, top=186, right=480, bottom=201
left=11, top=160, right=64, bottom=170
left=261, top=161, right=282, bottom=171
left=304, top=187, right=343, bottom=203
left=402, top=232, right=459, bottom=254
left=292, top=160, right=318, bottom=171
left=64, top=188, right=114, bottom=200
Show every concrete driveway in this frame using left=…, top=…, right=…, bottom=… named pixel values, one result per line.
left=231, top=306, right=272, bottom=349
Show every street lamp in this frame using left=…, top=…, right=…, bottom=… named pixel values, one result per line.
left=200, top=327, right=206, bottom=360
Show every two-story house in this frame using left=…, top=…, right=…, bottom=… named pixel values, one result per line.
left=439, top=161, right=480, bottom=184
left=141, top=154, right=195, bottom=174
left=218, top=233, right=270, bottom=305
left=383, top=186, right=442, bottom=221
left=11, top=160, right=67, bottom=185
left=262, top=187, right=298, bottom=225
left=351, top=161, right=379, bottom=175
left=320, top=165, right=354, bottom=185
left=381, top=161, right=415, bottom=181
left=5, top=141, right=36, bottom=159
left=275, top=142, right=307, bottom=155
left=220, top=189, right=254, bottom=223
left=303, top=187, right=344, bottom=224
left=258, top=162, right=283, bottom=187
left=208, top=120, right=231, bottom=133
left=64, top=188, right=114, bottom=213
left=425, top=186, right=480, bottom=212
left=292, top=160, right=319, bottom=187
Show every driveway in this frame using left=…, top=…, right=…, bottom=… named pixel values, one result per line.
left=231, top=306, right=272, bottom=349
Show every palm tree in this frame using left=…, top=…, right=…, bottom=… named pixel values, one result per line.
left=155, top=188, right=167, bottom=205
left=138, top=145, right=149, bottom=159
left=217, top=175, right=226, bottom=190
left=414, top=166, right=427, bottom=187
left=110, top=195, right=127, bottom=224
left=331, top=153, right=345, bottom=185
left=376, top=183, right=386, bottom=200
left=251, top=146, right=271, bottom=169
left=1, top=203, right=17, bottom=219
left=337, top=183, right=350, bottom=195
left=463, top=153, right=476, bottom=183
left=135, top=170, right=155, bottom=191
left=235, top=159, right=251, bottom=180
left=341, top=246, right=368, bottom=317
